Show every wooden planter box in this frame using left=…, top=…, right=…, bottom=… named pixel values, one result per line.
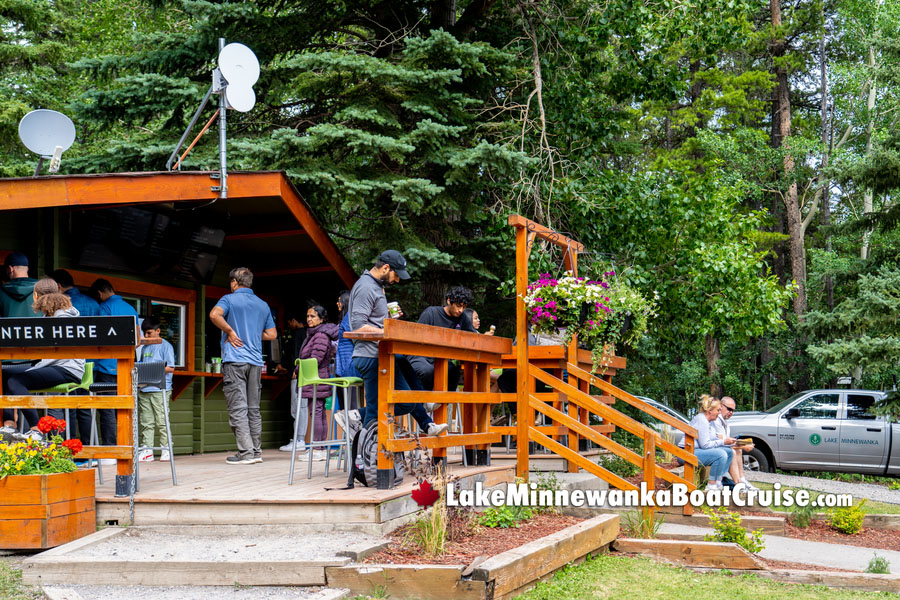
left=0, top=470, right=96, bottom=550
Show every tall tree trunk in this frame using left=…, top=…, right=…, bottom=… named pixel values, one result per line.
left=771, top=0, right=807, bottom=318
left=705, top=334, right=723, bottom=397
left=820, top=21, right=834, bottom=311
left=861, top=45, right=877, bottom=260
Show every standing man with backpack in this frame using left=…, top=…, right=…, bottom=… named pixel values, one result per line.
left=209, top=267, right=278, bottom=465
left=348, top=250, right=448, bottom=437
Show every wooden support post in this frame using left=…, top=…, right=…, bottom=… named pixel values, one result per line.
left=475, top=362, right=490, bottom=465
left=462, top=360, right=476, bottom=465
left=114, top=357, right=134, bottom=498
left=377, top=343, right=396, bottom=489
left=643, top=431, right=657, bottom=535
left=515, top=224, right=529, bottom=480
left=683, top=435, right=695, bottom=516
left=432, top=358, right=448, bottom=464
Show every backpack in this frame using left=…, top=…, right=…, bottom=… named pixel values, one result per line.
left=346, top=420, right=405, bottom=488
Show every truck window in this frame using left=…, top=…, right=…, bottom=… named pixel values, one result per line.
left=846, top=394, right=879, bottom=420
left=791, top=393, right=839, bottom=419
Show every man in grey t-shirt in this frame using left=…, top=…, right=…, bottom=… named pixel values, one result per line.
left=348, top=250, right=447, bottom=436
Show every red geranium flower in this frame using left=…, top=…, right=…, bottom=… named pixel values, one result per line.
left=52, top=418, right=67, bottom=432
left=62, top=439, right=83, bottom=455
left=37, top=415, right=56, bottom=434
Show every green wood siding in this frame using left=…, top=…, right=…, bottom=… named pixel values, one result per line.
left=202, top=382, right=292, bottom=452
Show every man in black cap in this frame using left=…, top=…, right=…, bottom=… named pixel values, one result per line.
left=0, top=252, right=38, bottom=318
left=348, top=250, right=447, bottom=435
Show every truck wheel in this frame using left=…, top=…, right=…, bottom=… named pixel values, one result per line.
left=744, top=448, right=771, bottom=473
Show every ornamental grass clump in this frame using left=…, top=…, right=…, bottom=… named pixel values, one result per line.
left=524, top=270, right=655, bottom=369
left=0, top=416, right=82, bottom=479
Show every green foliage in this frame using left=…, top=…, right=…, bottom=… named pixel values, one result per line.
left=703, top=508, right=765, bottom=553
left=789, top=503, right=815, bottom=529
left=828, top=501, right=867, bottom=535
left=477, top=505, right=535, bottom=529
left=620, top=510, right=665, bottom=539
left=600, top=454, right=640, bottom=479
left=865, top=554, right=891, bottom=574
left=406, top=503, right=448, bottom=557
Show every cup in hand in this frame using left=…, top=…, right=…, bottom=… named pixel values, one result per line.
left=386, top=301, right=401, bottom=319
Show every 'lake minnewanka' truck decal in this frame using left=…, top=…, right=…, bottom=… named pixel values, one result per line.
left=727, top=389, right=900, bottom=475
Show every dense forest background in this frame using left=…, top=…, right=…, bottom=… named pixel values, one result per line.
left=2, top=0, right=899, bottom=413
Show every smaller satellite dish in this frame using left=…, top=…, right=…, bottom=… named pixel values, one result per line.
left=218, top=43, right=260, bottom=87
left=225, top=86, right=256, bottom=113
left=19, top=110, right=76, bottom=156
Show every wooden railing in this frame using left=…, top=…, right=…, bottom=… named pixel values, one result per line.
left=0, top=317, right=139, bottom=497
left=344, top=318, right=512, bottom=488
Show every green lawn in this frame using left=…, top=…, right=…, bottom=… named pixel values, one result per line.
left=514, top=554, right=897, bottom=600
left=0, top=558, right=43, bottom=600
left=751, top=482, right=900, bottom=515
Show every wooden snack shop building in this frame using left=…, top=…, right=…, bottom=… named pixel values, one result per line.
left=0, top=170, right=356, bottom=456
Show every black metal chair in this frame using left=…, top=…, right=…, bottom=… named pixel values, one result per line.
left=134, top=361, right=177, bottom=488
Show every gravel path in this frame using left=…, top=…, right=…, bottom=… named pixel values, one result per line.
left=746, top=471, right=900, bottom=505
left=43, top=584, right=348, bottom=600
left=72, top=528, right=382, bottom=562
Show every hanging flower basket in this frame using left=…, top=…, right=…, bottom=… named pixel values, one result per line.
left=524, top=271, right=655, bottom=369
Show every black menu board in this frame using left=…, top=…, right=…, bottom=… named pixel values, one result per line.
left=73, top=206, right=225, bottom=283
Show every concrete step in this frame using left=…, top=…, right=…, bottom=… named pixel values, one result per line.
left=24, top=525, right=388, bottom=587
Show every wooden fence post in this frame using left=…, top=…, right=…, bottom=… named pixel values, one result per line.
left=642, top=431, right=656, bottom=536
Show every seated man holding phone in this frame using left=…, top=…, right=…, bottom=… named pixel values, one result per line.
left=715, top=396, right=756, bottom=490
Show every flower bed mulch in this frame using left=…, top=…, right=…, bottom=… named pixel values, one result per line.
left=365, top=513, right=583, bottom=566
left=739, top=510, right=899, bottom=552
left=622, top=460, right=682, bottom=490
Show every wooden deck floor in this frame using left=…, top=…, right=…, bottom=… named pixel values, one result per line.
left=93, top=450, right=514, bottom=529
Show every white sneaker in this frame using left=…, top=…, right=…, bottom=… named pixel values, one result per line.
left=160, top=450, right=171, bottom=462
left=424, top=403, right=439, bottom=414
left=279, top=440, right=306, bottom=452
left=740, top=478, right=757, bottom=490
left=310, top=450, right=329, bottom=461
left=138, top=450, right=154, bottom=462
left=100, top=458, right=117, bottom=466
left=426, top=422, right=449, bottom=436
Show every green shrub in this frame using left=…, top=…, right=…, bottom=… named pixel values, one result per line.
left=600, top=454, right=640, bottom=478
left=789, top=503, right=815, bottom=528
left=532, top=473, right=561, bottom=514
left=828, top=500, right=866, bottom=535
left=703, top=508, right=765, bottom=553
left=477, top=505, right=534, bottom=528
left=889, top=481, right=900, bottom=491
left=621, top=510, right=665, bottom=539
left=865, top=554, right=891, bottom=574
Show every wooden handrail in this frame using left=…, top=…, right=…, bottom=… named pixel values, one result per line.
left=566, top=362, right=699, bottom=439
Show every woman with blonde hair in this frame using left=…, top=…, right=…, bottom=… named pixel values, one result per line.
left=1, top=281, right=85, bottom=433
left=680, top=394, right=735, bottom=489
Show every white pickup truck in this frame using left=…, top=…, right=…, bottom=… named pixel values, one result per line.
left=727, top=389, right=900, bottom=475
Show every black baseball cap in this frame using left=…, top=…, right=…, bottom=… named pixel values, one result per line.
left=4, top=252, right=28, bottom=267
left=378, top=250, right=410, bottom=280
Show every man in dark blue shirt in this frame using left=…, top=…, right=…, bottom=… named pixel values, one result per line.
left=210, top=267, right=277, bottom=465
left=52, top=270, right=100, bottom=317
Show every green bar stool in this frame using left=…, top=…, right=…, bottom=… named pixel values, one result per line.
left=289, top=358, right=361, bottom=485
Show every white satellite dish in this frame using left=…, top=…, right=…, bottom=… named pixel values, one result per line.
left=19, top=110, right=76, bottom=156
left=218, top=43, right=260, bottom=87
left=225, top=86, right=256, bottom=113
